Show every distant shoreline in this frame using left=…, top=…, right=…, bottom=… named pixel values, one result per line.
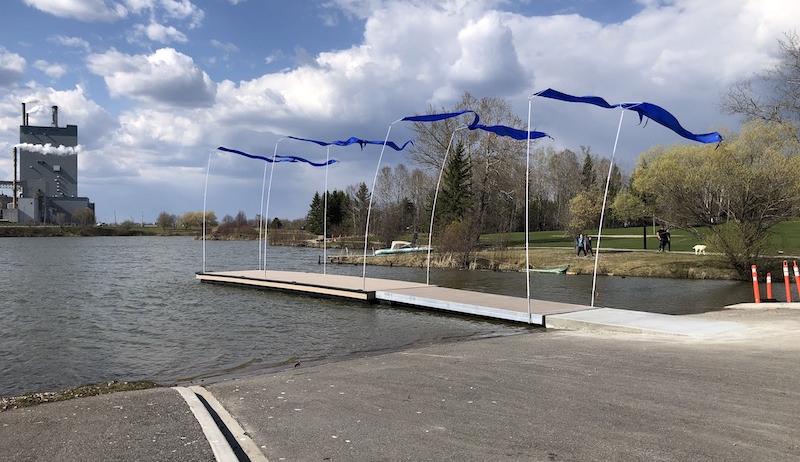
left=0, top=225, right=197, bottom=238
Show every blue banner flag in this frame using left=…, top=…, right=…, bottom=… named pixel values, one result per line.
left=534, top=88, right=723, bottom=144
left=287, top=136, right=413, bottom=151
left=401, top=110, right=480, bottom=126
left=402, top=110, right=549, bottom=141
left=217, top=147, right=337, bottom=166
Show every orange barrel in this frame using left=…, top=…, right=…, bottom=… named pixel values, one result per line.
left=751, top=264, right=760, bottom=303
left=766, top=272, right=773, bottom=300
left=784, top=260, right=792, bottom=302
left=793, top=261, right=800, bottom=299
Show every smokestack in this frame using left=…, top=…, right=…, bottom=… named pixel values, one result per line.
left=21, top=102, right=26, bottom=126
left=51, top=106, right=58, bottom=127
left=12, top=148, right=17, bottom=210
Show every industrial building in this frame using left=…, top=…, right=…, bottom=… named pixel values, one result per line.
left=0, top=103, right=94, bottom=224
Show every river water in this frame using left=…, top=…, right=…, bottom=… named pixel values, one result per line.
left=0, top=237, right=751, bottom=397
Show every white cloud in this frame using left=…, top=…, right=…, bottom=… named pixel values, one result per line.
left=34, top=60, right=68, bottom=79
left=210, top=39, right=239, bottom=54
left=86, top=48, right=216, bottom=107
left=10, top=0, right=800, bottom=222
left=132, top=20, right=188, bottom=43
left=0, top=48, right=26, bottom=87
left=48, top=35, right=92, bottom=52
left=264, top=50, right=284, bottom=64
left=23, top=0, right=128, bottom=22
left=160, top=0, right=204, bottom=28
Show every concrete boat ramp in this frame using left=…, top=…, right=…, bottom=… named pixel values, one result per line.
left=196, top=269, right=746, bottom=337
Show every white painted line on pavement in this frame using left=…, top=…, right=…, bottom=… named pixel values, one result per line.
left=190, top=385, right=270, bottom=462
left=173, top=386, right=238, bottom=462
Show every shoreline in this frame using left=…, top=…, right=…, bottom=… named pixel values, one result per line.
left=3, top=308, right=798, bottom=460
left=0, top=327, right=530, bottom=410
left=329, top=247, right=746, bottom=281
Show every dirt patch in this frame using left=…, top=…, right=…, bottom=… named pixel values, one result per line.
left=1, top=380, right=159, bottom=412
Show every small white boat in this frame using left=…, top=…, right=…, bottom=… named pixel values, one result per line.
left=374, top=240, right=430, bottom=256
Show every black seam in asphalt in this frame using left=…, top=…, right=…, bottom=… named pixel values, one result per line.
left=195, top=392, right=252, bottom=462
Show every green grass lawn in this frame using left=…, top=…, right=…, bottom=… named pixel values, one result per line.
left=478, top=220, right=800, bottom=255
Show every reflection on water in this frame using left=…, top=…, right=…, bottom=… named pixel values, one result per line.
left=1, top=237, right=751, bottom=397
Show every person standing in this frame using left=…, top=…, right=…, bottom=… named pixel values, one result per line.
left=664, top=228, right=671, bottom=252
left=657, top=227, right=666, bottom=252
left=584, top=235, right=593, bottom=256
left=576, top=233, right=586, bottom=256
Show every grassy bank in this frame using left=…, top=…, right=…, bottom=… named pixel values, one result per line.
left=477, top=220, right=800, bottom=255
left=331, top=248, right=745, bottom=280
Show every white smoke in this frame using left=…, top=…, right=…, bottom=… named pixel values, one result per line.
left=15, top=143, right=82, bottom=156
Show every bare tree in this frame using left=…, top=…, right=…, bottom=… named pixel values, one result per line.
left=724, top=32, right=800, bottom=130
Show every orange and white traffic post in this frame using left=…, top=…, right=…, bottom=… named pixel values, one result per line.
left=784, top=260, right=792, bottom=302
left=793, top=261, right=800, bottom=300
left=751, top=264, right=760, bottom=303
left=766, top=272, right=773, bottom=300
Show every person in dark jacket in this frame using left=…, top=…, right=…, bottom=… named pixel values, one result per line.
left=576, top=233, right=586, bottom=256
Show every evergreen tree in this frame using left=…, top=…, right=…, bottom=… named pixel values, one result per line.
left=351, top=183, right=370, bottom=234
left=306, top=192, right=323, bottom=235
left=439, top=142, right=473, bottom=224
left=581, top=152, right=596, bottom=191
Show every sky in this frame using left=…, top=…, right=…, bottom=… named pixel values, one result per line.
left=0, top=0, right=796, bottom=222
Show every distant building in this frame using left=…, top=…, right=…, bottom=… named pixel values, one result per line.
left=0, top=104, right=94, bottom=224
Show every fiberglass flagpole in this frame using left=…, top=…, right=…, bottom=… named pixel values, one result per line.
left=426, top=124, right=467, bottom=286
left=202, top=150, right=213, bottom=273
left=525, top=97, right=533, bottom=324
left=323, top=145, right=330, bottom=275
left=591, top=109, right=627, bottom=308
left=258, top=163, right=267, bottom=269
left=363, top=118, right=403, bottom=290
left=263, top=137, right=286, bottom=276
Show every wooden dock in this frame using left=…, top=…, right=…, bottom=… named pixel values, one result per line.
left=196, top=270, right=594, bottom=325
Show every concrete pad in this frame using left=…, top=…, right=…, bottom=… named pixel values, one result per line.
left=0, top=388, right=214, bottom=462
left=726, top=302, right=800, bottom=310
left=207, top=333, right=800, bottom=461
left=546, top=307, right=746, bottom=337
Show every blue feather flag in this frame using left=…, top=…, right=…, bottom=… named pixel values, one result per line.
left=534, top=88, right=722, bottom=144
left=403, top=110, right=550, bottom=141
left=217, top=147, right=337, bottom=166
left=287, top=136, right=413, bottom=151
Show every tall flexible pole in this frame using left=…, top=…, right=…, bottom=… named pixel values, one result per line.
left=525, top=98, right=533, bottom=323
left=362, top=118, right=403, bottom=289
left=591, top=110, right=626, bottom=308
left=263, top=137, right=286, bottom=276
left=426, top=125, right=467, bottom=285
left=257, top=163, right=267, bottom=269
left=202, top=151, right=213, bottom=273
left=323, top=146, right=330, bottom=275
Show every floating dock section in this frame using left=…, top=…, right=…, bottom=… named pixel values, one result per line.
left=196, top=270, right=594, bottom=326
